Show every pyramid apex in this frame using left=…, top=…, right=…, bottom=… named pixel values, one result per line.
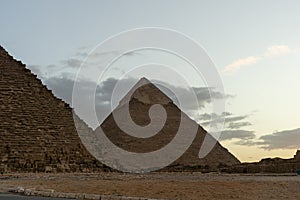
left=118, top=77, right=172, bottom=106
left=140, top=77, right=150, bottom=81
left=136, top=77, right=151, bottom=85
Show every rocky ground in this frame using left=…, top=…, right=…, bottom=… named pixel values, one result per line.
left=0, top=172, right=299, bottom=200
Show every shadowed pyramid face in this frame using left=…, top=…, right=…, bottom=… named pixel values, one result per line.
left=89, top=78, right=240, bottom=172
left=101, top=78, right=183, bottom=153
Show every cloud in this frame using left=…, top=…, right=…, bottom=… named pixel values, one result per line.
left=94, top=77, right=229, bottom=120
left=219, top=130, right=255, bottom=141
left=235, top=128, right=300, bottom=150
left=60, top=49, right=142, bottom=70
left=199, top=112, right=251, bottom=130
left=234, top=139, right=257, bottom=146
left=74, top=51, right=89, bottom=57
left=44, top=76, right=228, bottom=129
left=95, top=77, right=137, bottom=103
left=61, top=58, right=83, bottom=68
left=45, top=75, right=114, bottom=129
left=257, top=128, right=300, bottom=150
left=73, top=45, right=121, bottom=58
left=223, top=45, right=295, bottom=74
left=198, top=112, right=254, bottom=142
left=223, top=56, right=260, bottom=73
left=196, top=112, right=230, bottom=123
left=225, top=115, right=249, bottom=123
left=157, top=84, right=230, bottom=117
left=264, top=45, right=291, bottom=57
left=197, top=113, right=217, bottom=121
left=27, top=64, right=58, bottom=79
left=227, top=121, right=252, bottom=129
left=45, top=74, right=92, bottom=104
left=27, top=65, right=43, bottom=77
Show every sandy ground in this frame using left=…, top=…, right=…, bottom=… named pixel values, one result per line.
left=0, top=172, right=299, bottom=200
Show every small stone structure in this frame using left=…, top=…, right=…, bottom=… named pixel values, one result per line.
left=294, top=150, right=300, bottom=161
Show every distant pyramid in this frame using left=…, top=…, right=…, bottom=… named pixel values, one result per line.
left=0, top=46, right=103, bottom=173
left=97, top=78, right=240, bottom=171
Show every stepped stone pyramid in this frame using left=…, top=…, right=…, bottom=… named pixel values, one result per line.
left=98, top=78, right=240, bottom=171
left=0, top=46, right=103, bottom=173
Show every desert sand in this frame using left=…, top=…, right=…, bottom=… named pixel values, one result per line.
left=0, top=172, right=299, bottom=200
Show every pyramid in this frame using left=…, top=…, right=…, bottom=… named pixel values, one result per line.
left=0, top=46, right=103, bottom=173
left=98, top=78, right=240, bottom=171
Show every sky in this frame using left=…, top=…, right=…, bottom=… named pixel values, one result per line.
left=1, top=0, right=299, bottom=162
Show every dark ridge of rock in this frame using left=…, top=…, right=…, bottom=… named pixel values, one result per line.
left=97, top=78, right=241, bottom=171
left=0, top=45, right=104, bottom=173
left=222, top=150, right=300, bottom=174
left=294, top=150, right=300, bottom=161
